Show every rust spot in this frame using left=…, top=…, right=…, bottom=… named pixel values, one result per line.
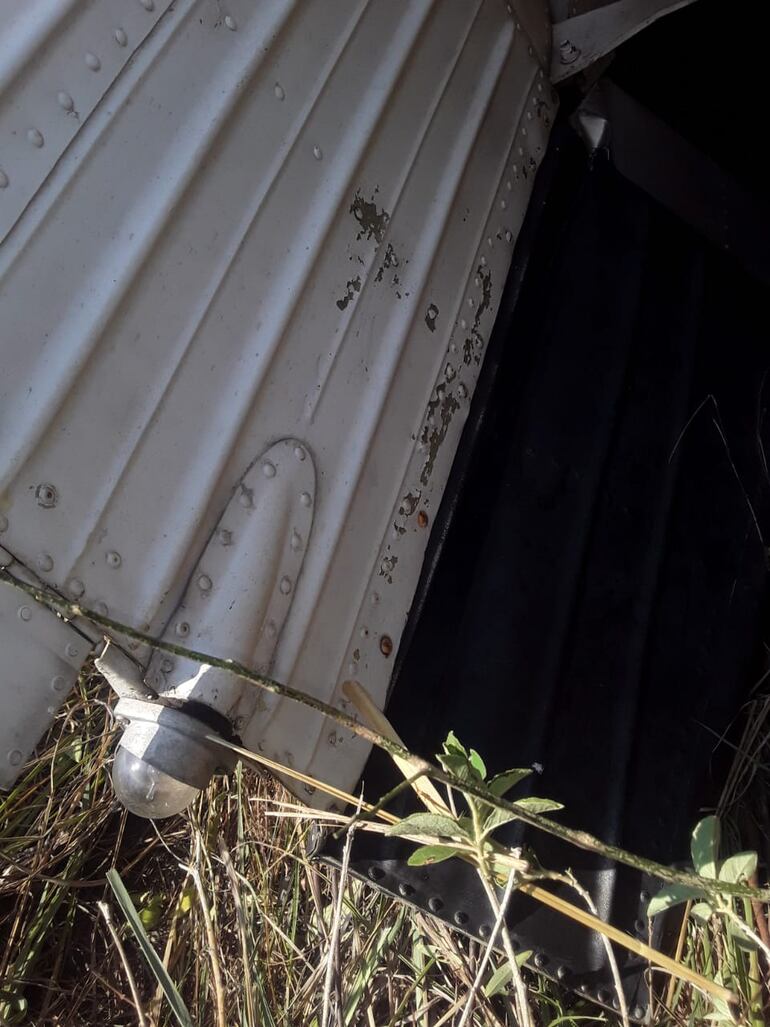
left=417, top=510, right=429, bottom=528
left=350, top=189, right=390, bottom=245
left=419, top=382, right=460, bottom=487
left=461, top=262, right=493, bottom=366
left=379, top=635, right=393, bottom=657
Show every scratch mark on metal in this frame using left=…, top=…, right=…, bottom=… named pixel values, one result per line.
left=461, top=262, right=493, bottom=366
left=419, top=382, right=460, bottom=487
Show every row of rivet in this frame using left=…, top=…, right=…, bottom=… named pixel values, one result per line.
left=368, top=862, right=646, bottom=1017
left=0, top=0, right=167, bottom=190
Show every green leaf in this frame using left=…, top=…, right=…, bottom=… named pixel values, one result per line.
left=487, top=769, right=532, bottom=798
left=718, top=851, right=757, bottom=884
left=483, top=807, right=518, bottom=835
left=437, top=751, right=473, bottom=782
left=482, top=953, right=533, bottom=998
left=725, top=918, right=758, bottom=952
left=407, top=845, right=463, bottom=867
left=106, top=869, right=194, bottom=1027
left=512, top=796, right=564, bottom=814
left=690, top=902, right=714, bottom=923
left=385, top=813, right=466, bottom=840
left=469, top=748, right=487, bottom=780
left=647, top=884, right=704, bottom=918
left=443, top=731, right=467, bottom=757
left=691, top=816, right=719, bottom=879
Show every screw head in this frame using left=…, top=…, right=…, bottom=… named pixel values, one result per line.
left=51, top=675, right=67, bottom=693
left=8, top=749, right=23, bottom=767
left=18, top=606, right=31, bottom=622
left=175, top=621, right=190, bottom=638
left=35, top=483, right=57, bottom=508
left=198, top=574, right=212, bottom=592
left=379, top=635, right=393, bottom=657
left=106, top=550, right=122, bottom=568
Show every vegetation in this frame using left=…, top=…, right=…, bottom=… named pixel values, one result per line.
left=1, top=660, right=769, bottom=1026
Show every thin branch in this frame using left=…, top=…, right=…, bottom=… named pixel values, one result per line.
left=97, top=900, right=148, bottom=1027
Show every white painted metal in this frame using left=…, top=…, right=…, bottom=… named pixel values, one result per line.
left=0, top=0, right=555, bottom=809
left=0, top=550, right=89, bottom=787
left=551, top=0, right=697, bottom=81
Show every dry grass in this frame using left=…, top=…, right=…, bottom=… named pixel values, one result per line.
left=0, top=667, right=588, bottom=1027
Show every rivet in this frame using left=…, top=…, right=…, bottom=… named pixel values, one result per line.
left=175, top=621, right=190, bottom=637
left=512, top=163, right=519, bottom=174
left=370, top=591, right=380, bottom=605
left=598, top=989, right=610, bottom=1005
left=140, top=0, right=155, bottom=10
left=639, top=890, right=650, bottom=902
left=454, top=911, right=469, bottom=926
left=478, top=924, right=492, bottom=938
left=506, top=179, right=512, bottom=190
left=359, top=626, right=369, bottom=638
left=500, top=198, right=507, bottom=210
left=65, top=643, right=79, bottom=658
left=93, top=601, right=108, bottom=617
left=534, top=953, right=547, bottom=969
left=106, top=550, right=121, bottom=568
left=467, top=297, right=474, bottom=309
left=262, top=460, right=276, bottom=478
left=274, top=82, right=285, bottom=101
left=526, top=111, right=533, bottom=121
left=27, top=127, right=44, bottom=147
left=224, top=14, right=237, bottom=30
left=293, top=445, right=306, bottom=461
left=198, top=574, right=212, bottom=591
left=367, top=865, right=385, bottom=881
left=35, top=483, right=57, bottom=508
left=0, top=515, right=7, bottom=532
left=300, top=491, right=312, bottom=508
left=612, top=997, right=620, bottom=1010
left=114, top=27, right=128, bottom=46
left=51, top=675, right=67, bottom=693
left=428, top=896, right=443, bottom=913
left=528, top=45, right=534, bottom=56
left=8, top=750, right=23, bottom=767
left=505, top=230, right=513, bottom=242
left=84, top=52, right=101, bottom=72
left=480, top=255, right=487, bottom=266
left=37, top=553, right=54, bottom=572
left=537, top=81, right=544, bottom=93
left=218, top=528, right=233, bottom=546
left=239, top=486, right=254, bottom=508
left=18, top=606, right=31, bottom=622
left=379, top=635, right=393, bottom=657
left=290, top=531, right=302, bottom=552
left=417, top=510, right=429, bottom=528
left=280, top=576, right=292, bottom=595
left=312, top=145, right=323, bottom=160
left=69, top=578, right=85, bottom=598
left=161, top=658, right=174, bottom=673
left=459, top=317, right=467, bottom=329
left=634, top=918, right=645, bottom=934
left=632, top=1007, right=645, bottom=1020
left=522, top=127, right=528, bottom=137
left=456, top=383, right=468, bottom=400
left=474, top=275, right=481, bottom=287
left=518, top=146, right=524, bottom=156
left=556, top=966, right=568, bottom=980
left=266, top=620, right=277, bottom=638
left=0, top=169, right=8, bottom=189
left=347, top=662, right=357, bottom=675
left=57, top=91, right=74, bottom=112
left=487, top=236, right=493, bottom=247
left=398, top=882, right=414, bottom=897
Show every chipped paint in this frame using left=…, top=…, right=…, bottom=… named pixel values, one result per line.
left=336, top=274, right=362, bottom=310
left=375, top=242, right=400, bottom=284
left=379, top=553, right=398, bottom=583
left=461, top=262, right=493, bottom=366
left=350, top=188, right=390, bottom=245
left=419, top=381, right=460, bottom=487
left=425, top=302, right=439, bottom=332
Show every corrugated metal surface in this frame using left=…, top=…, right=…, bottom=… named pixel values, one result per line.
left=0, top=0, right=555, bottom=794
